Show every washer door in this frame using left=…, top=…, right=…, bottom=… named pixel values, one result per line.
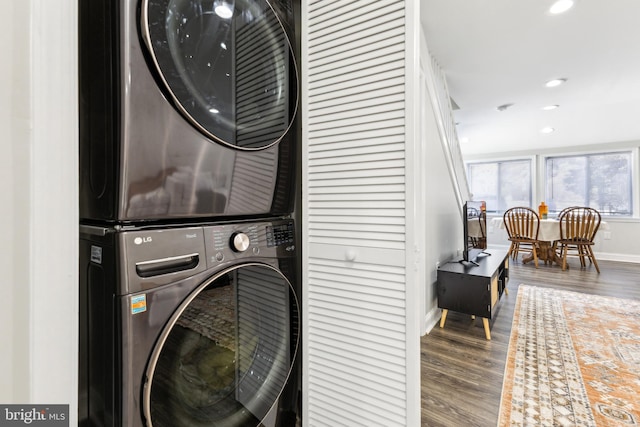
left=142, top=0, right=298, bottom=150
left=143, top=263, right=299, bottom=426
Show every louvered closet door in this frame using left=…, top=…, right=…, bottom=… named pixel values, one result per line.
left=303, top=1, right=419, bottom=426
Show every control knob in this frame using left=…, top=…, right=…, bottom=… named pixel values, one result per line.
left=230, top=232, right=250, bottom=252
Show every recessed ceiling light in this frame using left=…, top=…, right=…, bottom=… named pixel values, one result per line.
left=542, top=105, right=559, bottom=110
left=540, top=127, right=555, bottom=134
left=549, top=0, right=575, bottom=14
left=545, top=78, right=567, bottom=88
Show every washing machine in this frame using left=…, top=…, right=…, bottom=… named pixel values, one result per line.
left=78, top=218, right=300, bottom=426
left=79, top=0, right=299, bottom=223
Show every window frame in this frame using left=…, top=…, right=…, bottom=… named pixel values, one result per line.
left=542, top=149, right=636, bottom=218
left=465, top=156, right=536, bottom=214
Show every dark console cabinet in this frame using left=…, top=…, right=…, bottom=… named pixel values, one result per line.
left=437, top=249, right=509, bottom=339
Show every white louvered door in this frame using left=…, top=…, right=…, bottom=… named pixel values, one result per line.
left=302, top=1, right=422, bottom=425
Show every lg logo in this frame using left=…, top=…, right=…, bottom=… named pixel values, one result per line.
left=134, top=236, right=153, bottom=245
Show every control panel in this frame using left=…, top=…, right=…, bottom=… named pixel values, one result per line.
left=91, top=219, right=296, bottom=294
left=203, top=219, right=295, bottom=266
left=266, top=222, right=295, bottom=247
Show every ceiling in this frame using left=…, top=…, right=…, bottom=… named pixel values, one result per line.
left=421, top=0, right=640, bottom=156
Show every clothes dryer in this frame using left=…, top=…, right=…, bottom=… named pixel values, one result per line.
left=79, top=218, right=300, bottom=426
left=79, top=0, right=299, bottom=223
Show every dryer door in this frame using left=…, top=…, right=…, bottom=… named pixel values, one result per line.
left=143, top=263, right=299, bottom=426
left=142, top=0, right=298, bottom=150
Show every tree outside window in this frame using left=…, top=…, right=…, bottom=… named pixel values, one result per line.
left=545, top=152, right=632, bottom=216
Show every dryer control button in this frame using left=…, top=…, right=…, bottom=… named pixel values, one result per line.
left=215, top=252, right=224, bottom=262
left=231, top=232, right=250, bottom=252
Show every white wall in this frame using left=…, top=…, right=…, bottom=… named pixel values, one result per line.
left=418, top=29, right=466, bottom=334
left=0, top=0, right=78, bottom=420
left=0, top=1, right=20, bottom=402
left=420, top=103, right=465, bottom=330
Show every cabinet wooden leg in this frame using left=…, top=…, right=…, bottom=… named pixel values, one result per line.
left=439, top=309, right=448, bottom=328
left=482, top=318, right=491, bottom=340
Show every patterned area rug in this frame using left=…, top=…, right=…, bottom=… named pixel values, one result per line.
left=499, top=285, right=640, bottom=426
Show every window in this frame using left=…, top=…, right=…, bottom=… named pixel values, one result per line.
left=545, top=152, right=632, bottom=216
left=467, top=159, right=532, bottom=212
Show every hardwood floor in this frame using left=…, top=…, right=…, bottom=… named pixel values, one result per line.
left=420, top=256, right=640, bottom=427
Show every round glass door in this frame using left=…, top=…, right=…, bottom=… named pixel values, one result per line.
left=143, top=264, right=299, bottom=426
left=142, top=0, right=298, bottom=149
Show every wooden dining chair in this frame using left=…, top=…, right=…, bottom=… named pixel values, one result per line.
left=550, top=206, right=579, bottom=258
left=557, top=206, right=602, bottom=273
left=557, top=206, right=579, bottom=218
left=478, top=210, right=487, bottom=249
left=503, top=207, right=540, bottom=268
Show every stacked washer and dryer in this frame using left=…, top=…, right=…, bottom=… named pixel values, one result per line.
left=78, top=1, right=300, bottom=426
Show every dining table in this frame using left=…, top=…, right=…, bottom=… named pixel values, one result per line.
left=490, top=217, right=609, bottom=266
left=467, top=218, right=484, bottom=238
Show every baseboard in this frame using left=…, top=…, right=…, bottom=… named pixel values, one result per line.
left=423, top=305, right=442, bottom=335
left=594, top=252, right=640, bottom=264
